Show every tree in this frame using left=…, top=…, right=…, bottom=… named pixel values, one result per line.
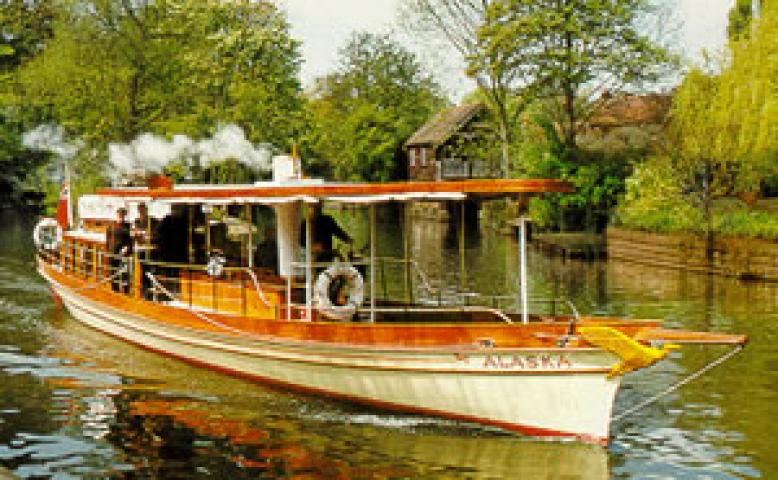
left=719, top=2, right=778, bottom=195
left=616, top=2, right=778, bottom=242
left=728, top=0, right=755, bottom=40
left=402, top=0, right=523, bottom=177
left=0, top=0, right=58, bottom=205
left=0, top=116, right=49, bottom=204
left=171, top=0, right=307, bottom=149
left=18, top=0, right=305, bottom=147
left=13, top=0, right=306, bottom=198
left=309, top=32, right=445, bottom=182
left=669, top=2, right=777, bottom=203
left=0, top=0, right=56, bottom=76
left=666, top=69, right=732, bottom=252
left=476, top=0, right=675, bottom=157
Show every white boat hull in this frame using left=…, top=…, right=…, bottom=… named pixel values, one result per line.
left=46, top=272, right=622, bottom=445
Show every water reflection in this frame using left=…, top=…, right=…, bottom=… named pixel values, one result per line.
left=41, top=317, right=609, bottom=479
left=0, top=207, right=775, bottom=478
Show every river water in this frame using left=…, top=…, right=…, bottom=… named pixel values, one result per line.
left=0, top=207, right=775, bottom=479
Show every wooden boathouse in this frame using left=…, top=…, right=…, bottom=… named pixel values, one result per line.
left=404, top=102, right=496, bottom=181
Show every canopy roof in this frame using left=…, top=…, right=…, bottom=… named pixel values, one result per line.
left=95, top=178, right=573, bottom=205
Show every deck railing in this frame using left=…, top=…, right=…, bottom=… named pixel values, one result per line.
left=40, top=240, right=572, bottom=322
left=438, top=158, right=496, bottom=180
left=39, top=240, right=289, bottom=320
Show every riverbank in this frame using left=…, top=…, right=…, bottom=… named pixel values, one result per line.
left=615, top=197, right=778, bottom=241
left=608, top=226, right=778, bottom=281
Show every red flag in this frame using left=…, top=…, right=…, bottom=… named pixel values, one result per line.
left=56, top=180, right=71, bottom=229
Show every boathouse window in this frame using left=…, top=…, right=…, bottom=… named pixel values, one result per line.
left=420, top=148, right=427, bottom=166
left=409, top=149, right=417, bottom=167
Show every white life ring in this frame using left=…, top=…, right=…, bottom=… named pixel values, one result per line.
left=33, top=218, right=61, bottom=250
left=314, top=262, right=364, bottom=321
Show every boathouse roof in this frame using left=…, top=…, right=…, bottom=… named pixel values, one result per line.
left=405, top=103, right=485, bottom=148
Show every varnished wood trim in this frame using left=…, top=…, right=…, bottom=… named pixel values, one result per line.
left=96, top=179, right=575, bottom=199
left=635, top=328, right=748, bottom=345
left=60, top=289, right=613, bottom=376
left=41, top=262, right=661, bottom=349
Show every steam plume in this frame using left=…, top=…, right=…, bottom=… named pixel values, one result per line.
left=108, top=124, right=273, bottom=182
left=22, top=124, right=82, bottom=162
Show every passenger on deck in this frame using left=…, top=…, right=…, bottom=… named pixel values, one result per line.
left=107, top=207, right=132, bottom=293
left=132, top=202, right=158, bottom=248
left=154, top=205, right=189, bottom=293
left=155, top=206, right=189, bottom=264
left=133, top=202, right=158, bottom=299
left=299, top=205, right=352, bottom=263
left=254, top=227, right=278, bottom=274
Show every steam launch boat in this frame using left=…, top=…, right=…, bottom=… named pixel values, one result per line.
left=34, top=156, right=746, bottom=446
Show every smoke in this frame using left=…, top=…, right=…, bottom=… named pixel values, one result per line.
left=198, top=124, right=273, bottom=169
left=108, top=124, right=273, bottom=182
left=108, top=133, right=195, bottom=181
left=22, top=124, right=83, bottom=161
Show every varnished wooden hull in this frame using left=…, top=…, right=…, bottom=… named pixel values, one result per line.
left=41, top=264, right=625, bottom=445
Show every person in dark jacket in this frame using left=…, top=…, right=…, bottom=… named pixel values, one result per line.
left=153, top=205, right=189, bottom=294
left=107, top=207, right=132, bottom=292
left=133, top=202, right=159, bottom=298
left=299, top=205, right=352, bottom=262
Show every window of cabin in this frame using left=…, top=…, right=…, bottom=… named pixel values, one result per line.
left=420, top=148, right=427, bottom=166
left=409, top=149, right=417, bottom=167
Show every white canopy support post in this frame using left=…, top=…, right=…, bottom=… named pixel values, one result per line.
left=246, top=204, right=253, bottom=268
left=519, top=216, right=530, bottom=324
left=403, top=204, right=411, bottom=305
left=459, top=201, right=466, bottom=293
left=274, top=202, right=301, bottom=278
left=204, top=205, right=211, bottom=254
left=369, top=204, right=376, bottom=323
left=305, top=204, right=313, bottom=322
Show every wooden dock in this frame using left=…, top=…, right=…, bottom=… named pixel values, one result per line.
left=608, top=227, right=778, bottom=281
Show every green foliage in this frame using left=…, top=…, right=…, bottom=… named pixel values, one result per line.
left=201, top=159, right=263, bottom=185
left=18, top=0, right=305, bottom=146
left=618, top=3, right=778, bottom=238
left=615, top=155, right=703, bottom=232
left=688, top=5, right=778, bottom=191
left=526, top=150, right=637, bottom=232
left=615, top=162, right=778, bottom=239
left=308, top=32, right=445, bottom=181
left=0, top=0, right=55, bottom=73
left=663, top=68, right=739, bottom=219
left=0, top=0, right=57, bottom=204
left=171, top=0, right=306, bottom=149
left=0, top=115, right=49, bottom=203
left=476, top=0, right=675, bottom=154
left=728, top=0, right=754, bottom=40
left=515, top=104, right=653, bottom=231
left=1, top=0, right=307, bottom=204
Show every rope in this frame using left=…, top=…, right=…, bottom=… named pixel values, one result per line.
left=145, top=271, right=256, bottom=336
left=244, top=268, right=272, bottom=308
left=612, top=344, right=744, bottom=423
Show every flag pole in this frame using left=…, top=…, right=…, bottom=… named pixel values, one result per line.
left=65, top=163, right=73, bottom=228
